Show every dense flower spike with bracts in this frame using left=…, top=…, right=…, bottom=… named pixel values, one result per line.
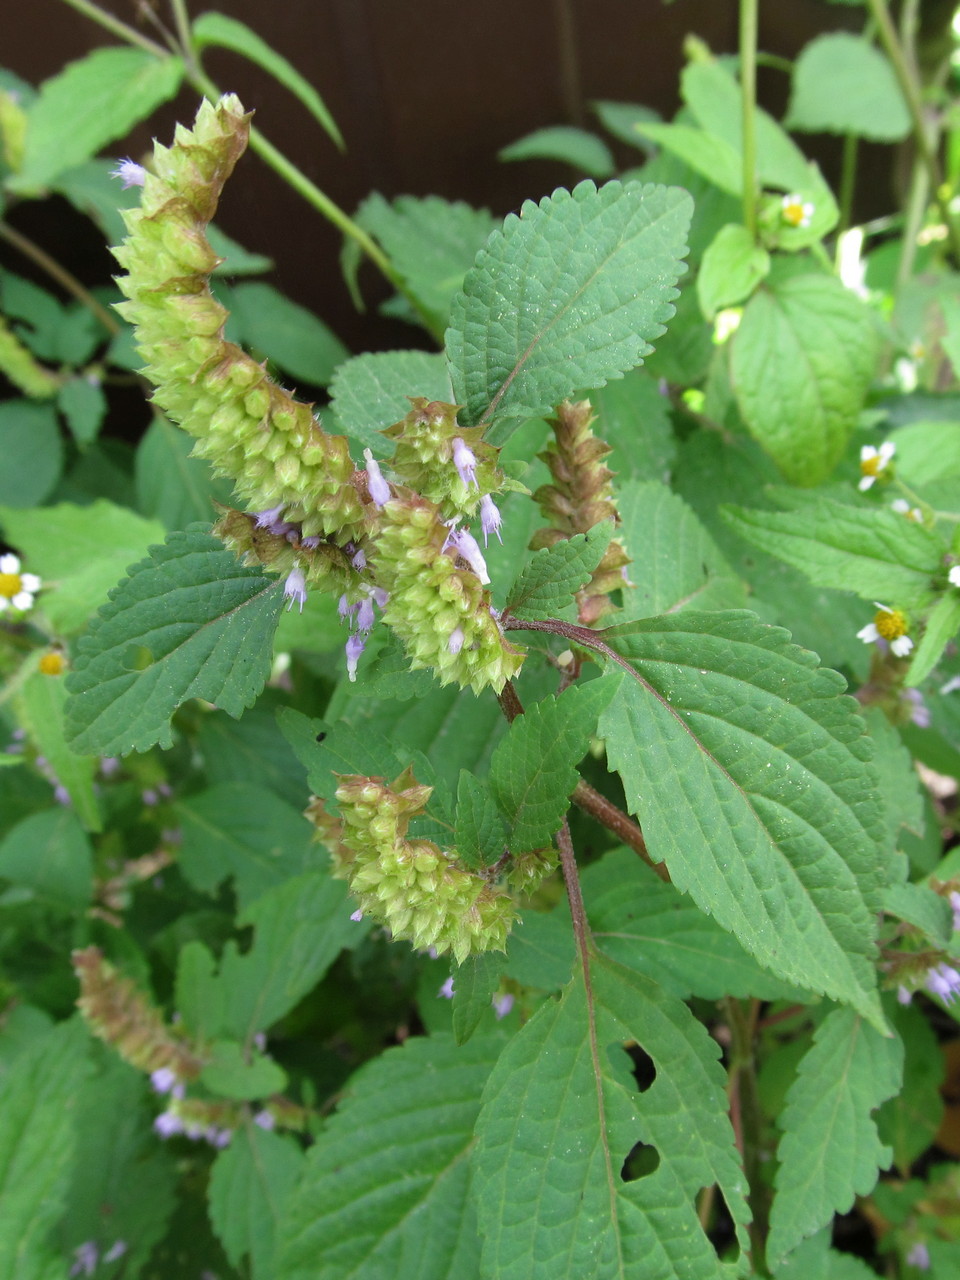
left=309, top=771, right=515, bottom=963
left=72, top=946, right=204, bottom=1080
left=382, top=398, right=504, bottom=518
left=112, top=95, right=366, bottom=542
left=530, top=399, right=630, bottom=625
left=374, top=491, right=525, bottom=692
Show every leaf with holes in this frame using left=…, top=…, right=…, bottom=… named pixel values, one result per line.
left=598, top=611, right=886, bottom=1029
left=446, top=180, right=692, bottom=438
left=64, top=527, right=283, bottom=756
left=473, top=954, right=749, bottom=1279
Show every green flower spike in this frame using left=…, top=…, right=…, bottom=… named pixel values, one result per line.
left=313, top=770, right=515, bottom=963
left=382, top=397, right=504, bottom=518
left=112, top=95, right=366, bottom=542
left=531, top=398, right=631, bottom=625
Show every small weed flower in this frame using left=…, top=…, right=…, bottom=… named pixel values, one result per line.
left=345, top=632, right=365, bottom=681
left=448, top=625, right=465, bottom=656
left=949, top=565, right=960, bottom=588
left=451, top=437, right=479, bottom=488
left=69, top=1242, right=99, bottom=1277
left=480, top=493, right=503, bottom=546
left=492, top=992, right=514, bottom=1019
left=438, top=977, right=455, bottom=999
left=781, top=193, right=814, bottom=228
left=150, top=1066, right=178, bottom=1094
left=364, top=448, right=391, bottom=507
left=906, top=1241, right=930, bottom=1271
left=924, top=962, right=960, bottom=1002
left=283, top=566, right=307, bottom=612
left=857, top=603, right=913, bottom=658
left=38, top=650, right=65, bottom=676
left=891, top=498, right=923, bottom=523
left=859, top=441, right=895, bottom=490
left=950, top=891, right=960, bottom=932
left=110, top=157, right=146, bottom=188
left=445, top=527, right=490, bottom=584
left=0, top=553, right=41, bottom=612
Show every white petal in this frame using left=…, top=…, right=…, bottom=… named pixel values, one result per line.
left=0, top=553, right=19, bottom=574
left=859, top=445, right=877, bottom=462
left=879, top=441, right=896, bottom=463
left=857, top=624, right=880, bottom=644
left=11, top=591, right=33, bottom=611
left=949, top=565, right=960, bottom=587
left=858, top=475, right=875, bottom=491
left=891, top=635, right=914, bottom=657
left=19, top=573, right=41, bottom=592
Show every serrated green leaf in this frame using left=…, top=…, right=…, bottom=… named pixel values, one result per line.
left=452, top=952, right=508, bottom=1045
left=0, top=1019, right=89, bottom=1280
left=616, top=480, right=745, bottom=621
left=134, top=416, right=235, bottom=531
left=454, top=770, right=507, bottom=870
left=201, top=1040, right=287, bottom=1100
left=583, top=848, right=804, bottom=1001
left=721, top=493, right=943, bottom=610
left=730, top=275, right=879, bottom=484
left=447, top=180, right=692, bottom=436
left=278, top=1032, right=502, bottom=1280
left=57, top=376, right=107, bottom=446
left=882, top=882, right=951, bottom=947
left=767, top=1007, right=902, bottom=1265
left=358, top=194, right=498, bottom=332
left=192, top=11, right=343, bottom=149
left=499, top=126, right=615, bottom=179
left=16, top=48, right=183, bottom=190
left=891, top=420, right=960, bottom=493
left=0, top=500, right=167, bottom=635
left=599, top=612, right=886, bottom=1027
left=787, top=34, right=910, bottom=141
left=504, top=909, right=576, bottom=989
left=0, top=808, right=93, bottom=909
left=210, top=1125, right=305, bottom=1280
left=697, top=223, right=770, bottom=320
left=632, top=122, right=744, bottom=196
left=773, top=1229, right=880, bottom=1279
left=876, top=1001, right=944, bottom=1175
left=505, top=523, right=615, bottom=621
left=278, top=708, right=405, bottom=803
left=0, top=401, right=62, bottom=508
left=177, top=871, right=355, bottom=1041
left=490, top=678, right=618, bottom=851
left=175, top=782, right=323, bottom=911
left=228, top=282, right=347, bottom=387
left=328, top=350, right=453, bottom=457
left=587, top=368, right=676, bottom=482
left=15, top=670, right=100, bottom=832
left=474, top=955, right=748, bottom=1279
left=863, top=707, right=925, bottom=852
left=907, top=592, right=960, bottom=687
left=196, top=699, right=309, bottom=810
left=64, top=527, right=283, bottom=755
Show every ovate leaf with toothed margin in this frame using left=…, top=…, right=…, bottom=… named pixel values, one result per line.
left=452, top=952, right=508, bottom=1046
left=446, top=180, right=692, bottom=438
left=505, top=523, right=615, bottom=621
left=328, top=350, right=453, bottom=457
left=454, top=770, right=507, bottom=870
left=64, top=527, right=284, bottom=756
left=721, top=492, right=944, bottom=611
left=473, top=955, right=749, bottom=1280
left=209, top=1126, right=305, bottom=1280
left=766, top=1007, right=902, bottom=1267
left=490, top=677, right=618, bottom=851
left=730, top=274, right=879, bottom=485
left=786, top=33, right=910, bottom=141
left=599, top=611, right=886, bottom=1029
left=277, top=1032, right=504, bottom=1280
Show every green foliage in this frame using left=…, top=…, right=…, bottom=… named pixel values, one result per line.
left=329, top=349, right=453, bottom=456
left=505, top=523, right=615, bottom=620
left=210, top=1125, right=305, bottom=1279
left=786, top=34, right=910, bottom=141
left=451, top=952, right=508, bottom=1045
left=499, top=126, right=616, bottom=179
left=0, top=401, right=62, bottom=507
left=223, top=281, right=349, bottom=387
left=697, top=222, right=770, bottom=319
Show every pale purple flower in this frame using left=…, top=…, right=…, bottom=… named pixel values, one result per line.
left=103, top=1241, right=128, bottom=1264
left=150, top=1067, right=178, bottom=1094
left=142, top=788, right=158, bottom=807
left=350, top=908, right=364, bottom=922
left=897, top=985, right=913, bottom=1005
left=951, top=892, right=960, bottom=933
left=345, top=633, right=365, bottom=682
left=207, top=1127, right=232, bottom=1148
left=69, top=1242, right=99, bottom=1277
left=480, top=494, right=503, bottom=546
left=438, top=977, right=455, bottom=999
left=154, top=1111, right=184, bottom=1138
left=371, top=586, right=390, bottom=609
left=924, top=963, right=960, bottom=1002
left=99, top=756, right=121, bottom=777
left=364, top=449, right=390, bottom=507
left=906, top=1241, right=931, bottom=1270
left=253, top=1031, right=267, bottom=1052
left=903, top=688, right=930, bottom=728
left=351, top=547, right=367, bottom=570
left=283, top=566, right=307, bottom=613
left=254, top=504, right=286, bottom=529
left=448, top=626, right=465, bottom=656
left=452, top=437, right=479, bottom=488
left=338, top=594, right=358, bottom=623
left=492, top=992, right=514, bottom=1020
left=111, top=157, right=146, bottom=189
left=446, top=528, right=490, bottom=584
left=301, top=535, right=320, bottom=549
left=356, top=597, right=375, bottom=633
left=54, top=784, right=71, bottom=807
left=254, top=1109, right=275, bottom=1131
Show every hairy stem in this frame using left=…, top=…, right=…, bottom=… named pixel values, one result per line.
left=725, top=997, right=770, bottom=1275
left=0, top=221, right=121, bottom=335
left=739, top=0, right=759, bottom=239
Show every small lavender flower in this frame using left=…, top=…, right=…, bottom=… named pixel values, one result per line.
left=207, top=1127, right=232, bottom=1148
left=480, top=494, right=503, bottom=546
left=446, top=528, right=490, bottom=584
left=255, top=503, right=286, bottom=529
left=345, top=633, right=365, bottom=682
left=438, top=976, right=455, bottom=999
left=452, top=437, right=479, bottom=488
left=253, top=1031, right=267, bottom=1052
left=371, top=586, right=390, bottom=609
left=301, top=535, right=320, bottom=549
left=364, top=449, right=391, bottom=507
left=54, top=784, right=71, bottom=807
left=897, top=984, right=913, bottom=1005
left=351, top=547, right=367, bottom=570
left=903, top=687, right=930, bottom=729
left=350, top=908, right=364, bottom=922
left=906, top=1241, right=931, bottom=1271
left=103, top=1241, right=128, bottom=1264
left=491, top=992, right=514, bottom=1020
left=154, top=1111, right=184, bottom=1138
left=338, top=594, right=358, bottom=623
left=254, top=1109, right=276, bottom=1131
left=142, top=788, right=159, bottom=807
left=283, top=566, right=307, bottom=613
left=448, top=626, right=465, bottom=656
left=111, top=157, right=146, bottom=188
left=69, top=1241, right=99, bottom=1277
left=356, top=596, right=376, bottom=633
left=150, top=1067, right=178, bottom=1094
left=99, top=756, right=121, bottom=777
left=924, top=963, right=960, bottom=1002
left=950, top=891, right=960, bottom=933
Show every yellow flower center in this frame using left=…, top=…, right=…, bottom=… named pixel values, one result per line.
left=0, top=572, right=22, bottom=598
left=39, top=652, right=65, bottom=676
left=874, top=607, right=908, bottom=641
left=860, top=456, right=882, bottom=478
left=782, top=200, right=807, bottom=227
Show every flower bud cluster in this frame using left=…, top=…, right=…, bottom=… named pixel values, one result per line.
left=72, top=946, right=203, bottom=1080
left=382, top=398, right=501, bottom=517
left=375, top=492, right=525, bottom=693
left=310, top=771, right=515, bottom=963
left=531, top=399, right=630, bottom=625
left=111, top=95, right=365, bottom=542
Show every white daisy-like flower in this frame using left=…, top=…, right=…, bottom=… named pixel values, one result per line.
left=781, top=193, right=814, bottom=229
left=891, top=498, right=923, bottom=523
left=0, top=553, right=41, bottom=612
left=859, top=441, right=895, bottom=490
left=949, top=565, right=960, bottom=587
left=857, top=602, right=913, bottom=657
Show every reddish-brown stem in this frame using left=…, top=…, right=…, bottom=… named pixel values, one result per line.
left=572, top=780, right=669, bottom=882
